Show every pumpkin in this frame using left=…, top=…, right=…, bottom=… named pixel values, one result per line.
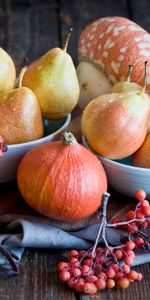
left=77, top=16, right=150, bottom=110
left=17, top=133, right=107, bottom=221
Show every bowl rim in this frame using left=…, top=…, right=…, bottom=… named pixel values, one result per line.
left=82, top=135, right=150, bottom=173
left=7, top=113, right=71, bottom=150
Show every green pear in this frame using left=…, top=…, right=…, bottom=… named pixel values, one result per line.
left=22, top=30, right=80, bottom=120
left=0, top=87, right=44, bottom=144
left=0, top=48, right=16, bottom=96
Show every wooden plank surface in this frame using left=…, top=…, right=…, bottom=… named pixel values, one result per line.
left=0, top=0, right=150, bottom=299
left=0, top=0, right=59, bottom=73
left=0, top=248, right=76, bottom=300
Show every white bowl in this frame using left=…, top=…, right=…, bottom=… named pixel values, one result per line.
left=0, top=113, right=71, bottom=183
left=82, top=136, right=150, bottom=199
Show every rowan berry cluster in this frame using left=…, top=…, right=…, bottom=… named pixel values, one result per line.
left=58, top=189, right=149, bottom=295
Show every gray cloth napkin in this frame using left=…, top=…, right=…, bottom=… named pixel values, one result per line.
left=0, top=214, right=150, bottom=275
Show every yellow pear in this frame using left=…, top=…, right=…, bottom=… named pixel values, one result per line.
left=0, top=87, right=44, bottom=144
left=113, top=62, right=150, bottom=135
left=112, top=65, right=142, bottom=94
left=22, top=29, right=80, bottom=120
left=113, top=81, right=142, bottom=93
left=0, top=48, right=16, bottom=96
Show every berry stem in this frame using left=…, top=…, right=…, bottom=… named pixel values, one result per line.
left=58, top=189, right=149, bottom=294
left=91, top=193, right=110, bottom=257
left=107, top=217, right=150, bottom=228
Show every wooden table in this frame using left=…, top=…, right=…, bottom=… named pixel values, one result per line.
left=0, top=0, right=150, bottom=299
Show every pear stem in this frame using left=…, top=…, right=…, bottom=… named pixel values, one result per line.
left=18, top=66, right=28, bottom=88
left=139, top=61, right=148, bottom=95
left=127, top=64, right=133, bottom=82
left=143, top=61, right=147, bottom=93
left=63, top=28, right=73, bottom=52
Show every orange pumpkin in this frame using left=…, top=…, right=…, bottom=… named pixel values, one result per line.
left=17, top=133, right=107, bottom=221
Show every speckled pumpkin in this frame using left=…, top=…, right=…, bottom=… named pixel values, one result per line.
left=79, top=16, right=150, bottom=86
left=17, top=133, right=107, bottom=221
left=77, top=16, right=150, bottom=109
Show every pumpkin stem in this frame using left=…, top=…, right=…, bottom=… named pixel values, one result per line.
left=63, top=132, right=78, bottom=146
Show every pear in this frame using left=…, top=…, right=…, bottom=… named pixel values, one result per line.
left=0, top=48, right=16, bottom=96
left=132, top=134, right=150, bottom=168
left=0, top=87, right=44, bottom=144
left=22, top=29, right=80, bottom=120
left=113, top=81, right=142, bottom=94
left=113, top=62, right=150, bottom=134
left=81, top=90, right=150, bottom=160
left=112, top=65, right=142, bottom=94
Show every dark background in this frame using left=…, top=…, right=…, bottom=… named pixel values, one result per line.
left=1, top=0, right=150, bottom=73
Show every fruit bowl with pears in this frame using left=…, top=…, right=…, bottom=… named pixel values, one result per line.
left=0, top=29, right=79, bottom=182
left=81, top=63, right=150, bottom=199
left=77, top=17, right=150, bottom=199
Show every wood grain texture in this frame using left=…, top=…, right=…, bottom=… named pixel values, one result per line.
left=0, top=249, right=76, bottom=300
left=0, top=0, right=59, bottom=73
